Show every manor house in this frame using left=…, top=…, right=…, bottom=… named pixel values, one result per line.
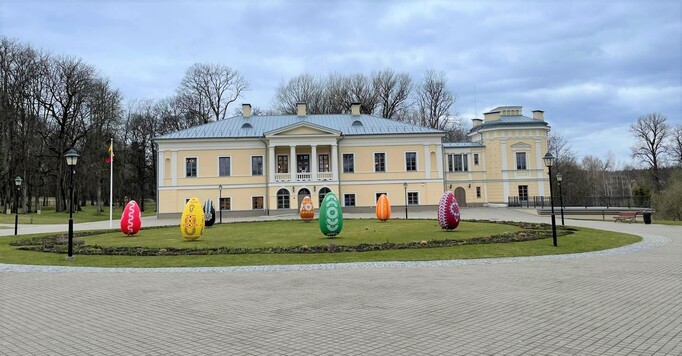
left=154, top=103, right=550, bottom=217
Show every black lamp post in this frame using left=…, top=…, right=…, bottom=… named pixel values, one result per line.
left=218, top=184, right=223, bottom=224
left=403, top=182, right=408, bottom=220
left=543, top=152, right=557, bottom=247
left=14, top=176, right=22, bottom=236
left=557, top=173, right=565, bottom=226
left=65, top=148, right=79, bottom=260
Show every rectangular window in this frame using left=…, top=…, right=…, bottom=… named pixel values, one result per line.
left=448, top=154, right=468, bottom=172
left=343, top=154, right=354, bottom=173
left=518, top=185, right=528, bottom=201
left=474, top=153, right=479, bottom=165
left=374, top=153, right=386, bottom=172
left=318, top=154, right=329, bottom=172
left=185, top=158, right=197, bottom=177
left=277, top=155, right=288, bottom=173
left=297, top=154, right=310, bottom=173
left=218, top=157, right=231, bottom=176
left=252, top=156, right=263, bottom=175
left=220, top=197, right=231, bottom=210
left=252, top=196, right=263, bottom=209
left=407, top=192, right=419, bottom=205
left=516, top=152, right=527, bottom=170
left=476, top=187, right=481, bottom=198
left=375, top=193, right=387, bottom=202
left=344, top=194, right=356, bottom=207
left=405, top=152, right=417, bottom=171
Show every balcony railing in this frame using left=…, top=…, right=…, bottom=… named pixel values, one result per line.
left=273, top=172, right=335, bottom=182
left=296, top=173, right=311, bottom=181
left=317, top=172, right=333, bottom=180
left=274, top=173, right=291, bottom=182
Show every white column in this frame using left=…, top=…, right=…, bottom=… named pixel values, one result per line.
left=290, top=145, right=296, bottom=182
left=424, top=145, right=431, bottom=179
left=268, top=146, right=276, bottom=183
left=331, top=144, right=338, bottom=181
left=435, top=144, right=443, bottom=179
left=171, top=151, right=177, bottom=186
left=158, top=151, right=164, bottom=187
left=311, top=145, right=318, bottom=181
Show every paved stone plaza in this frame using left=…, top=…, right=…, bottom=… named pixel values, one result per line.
left=1, top=209, right=680, bottom=355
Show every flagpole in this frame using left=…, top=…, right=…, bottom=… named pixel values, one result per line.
left=109, top=138, right=113, bottom=229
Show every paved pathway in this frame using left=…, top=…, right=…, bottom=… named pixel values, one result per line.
left=1, top=209, right=680, bottom=355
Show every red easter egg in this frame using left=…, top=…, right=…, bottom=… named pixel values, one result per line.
left=300, top=196, right=314, bottom=221
left=120, top=200, right=142, bottom=235
left=438, top=191, right=460, bottom=230
left=376, top=194, right=391, bottom=221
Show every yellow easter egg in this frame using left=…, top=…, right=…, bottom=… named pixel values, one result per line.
left=180, top=197, right=205, bottom=240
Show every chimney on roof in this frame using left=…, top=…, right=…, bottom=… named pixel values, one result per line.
left=472, top=118, right=483, bottom=128
left=350, top=102, right=361, bottom=116
left=242, top=103, right=252, bottom=118
left=532, top=110, right=544, bottom=121
left=296, top=102, right=307, bottom=116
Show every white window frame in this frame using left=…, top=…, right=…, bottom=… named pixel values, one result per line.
left=219, top=196, right=232, bottom=211
left=251, top=155, right=264, bottom=176
left=251, top=195, right=264, bottom=209
left=404, top=151, right=417, bottom=172
left=375, top=192, right=388, bottom=202
left=516, top=152, right=527, bottom=170
left=185, top=156, right=198, bottom=178
left=344, top=193, right=356, bottom=207
left=342, top=153, right=355, bottom=173
left=217, top=156, right=232, bottom=177
left=374, top=152, right=387, bottom=173
left=474, top=153, right=479, bottom=166
left=407, top=191, right=419, bottom=205
left=276, top=154, right=289, bottom=174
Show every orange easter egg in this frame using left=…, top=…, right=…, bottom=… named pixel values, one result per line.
left=300, top=196, right=314, bottom=221
left=376, top=194, right=391, bottom=222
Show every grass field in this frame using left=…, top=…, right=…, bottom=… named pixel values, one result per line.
left=0, top=203, right=156, bottom=225
left=0, top=219, right=641, bottom=268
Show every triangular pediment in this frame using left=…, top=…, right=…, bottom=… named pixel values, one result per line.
left=265, top=121, right=341, bottom=137
left=511, top=142, right=532, bottom=150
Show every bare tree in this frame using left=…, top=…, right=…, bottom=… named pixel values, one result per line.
left=630, top=113, right=669, bottom=191
left=177, top=63, right=248, bottom=123
left=372, top=69, right=412, bottom=119
left=414, top=69, right=456, bottom=130
left=669, top=124, right=682, bottom=167
left=347, top=73, right=378, bottom=114
left=273, top=74, right=326, bottom=114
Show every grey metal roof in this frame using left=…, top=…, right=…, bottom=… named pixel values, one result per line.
left=468, top=115, right=549, bottom=133
left=443, top=142, right=486, bottom=148
left=154, top=114, right=444, bottom=140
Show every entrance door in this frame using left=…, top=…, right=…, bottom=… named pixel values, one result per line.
left=454, top=187, right=467, bottom=207
left=297, top=188, right=311, bottom=210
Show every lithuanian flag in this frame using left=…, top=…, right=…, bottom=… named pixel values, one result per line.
left=106, top=143, right=114, bottom=164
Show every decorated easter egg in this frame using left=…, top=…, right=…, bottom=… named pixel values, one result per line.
left=438, top=191, right=461, bottom=230
left=300, top=196, right=314, bottom=221
left=203, top=199, right=216, bottom=227
left=180, top=197, right=205, bottom=240
left=120, top=200, right=142, bottom=236
left=376, top=194, right=391, bottom=222
left=319, top=192, right=343, bottom=237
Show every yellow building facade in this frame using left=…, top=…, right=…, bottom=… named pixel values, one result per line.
left=154, top=103, right=550, bottom=217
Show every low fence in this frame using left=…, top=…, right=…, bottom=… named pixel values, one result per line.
left=507, top=196, right=651, bottom=208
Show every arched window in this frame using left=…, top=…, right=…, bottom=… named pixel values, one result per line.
left=277, top=188, right=290, bottom=209
left=241, top=123, right=253, bottom=129
left=352, top=120, right=363, bottom=127
left=318, top=187, right=331, bottom=206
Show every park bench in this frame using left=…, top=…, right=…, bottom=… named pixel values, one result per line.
left=613, top=211, right=637, bottom=223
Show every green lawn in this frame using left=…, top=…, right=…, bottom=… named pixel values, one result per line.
left=653, top=220, right=682, bottom=226
left=0, top=219, right=641, bottom=268
left=0, top=203, right=156, bottom=225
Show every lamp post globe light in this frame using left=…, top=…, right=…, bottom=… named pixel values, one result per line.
left=403, top=182, right=408, bottom=220
left=218, top=184, right=223, bottom=224
left=14, top=176, right=22, bottom=236
left=557, top=173, right=565, bottom=226
left=543, top=152, right=558, bottom=247
left=65, top=148, right=79, bottom=260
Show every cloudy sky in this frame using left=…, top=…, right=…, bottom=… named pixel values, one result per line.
left=2, top=0, right=680, bottom=165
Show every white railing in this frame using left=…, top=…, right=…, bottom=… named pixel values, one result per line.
left=274, top=173, right=291, bottom=182
left=296, top=173, right=311, bottom=181
left=317, top=172, right=333, bottom=180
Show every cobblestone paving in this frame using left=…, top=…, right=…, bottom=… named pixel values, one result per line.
left=0, top=210, right=680, bottom=355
